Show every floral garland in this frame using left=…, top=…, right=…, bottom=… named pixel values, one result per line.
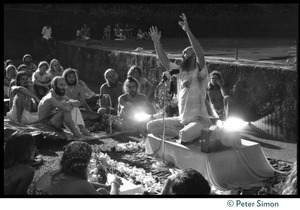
left=89, top=152, right=164, bottom=194
left=92, top=139, right=145, bottom=152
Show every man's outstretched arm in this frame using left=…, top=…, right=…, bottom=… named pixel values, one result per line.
left=179, top=13, right=206, bottom=74
left=149, top=26, right=171, bottom=70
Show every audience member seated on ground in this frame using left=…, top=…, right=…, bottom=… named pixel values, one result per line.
left=76, top=29, right=82, bottom=40
left=161, top=168, right=211, bottom=195
left=5, top=59, right=14, bottom=68
left=4, top=64, right=17, bottom=98
left=103, top=25, right=111, bottom=40
left=33, top=141, right=122, bottom=195
left=99, top=68, right=124, bottom=115
left=38, top=76, right=90, bottom=138
left=32, top=61, right=52, bottom=100
left=62, top=68, right=101, bottom=122
left=80, top=24, right=91, bottom=40
left=8, top=64, right=35, bottom=100
left=41, top=23, right=55, bottom=56
left=136, top=29, right=150, bottom=40
left=17, top=64, right=28, bottom=72
left=123, top=24, right=134, bottom=39
left=207, top=70, right=232, bottom=120
left=118, top=76, right=155, bottom=134
left=113, top=23, right=125, bottom=39
left=22, top=54, right=37, bottom=77
left=6, top=71, right=39, bottom=125
left=4, top=131, right=36, bottom=195
left=281, top=161, right=297, bottom=195
left=77, top=79, right=100, bottom=112
left=47, top=58, right=64, bottom=79
left=147, top=14, right=212, bottom=144
left=127, top=65, right=155, bottom=102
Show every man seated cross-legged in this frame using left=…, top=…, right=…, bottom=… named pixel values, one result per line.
left=38, top=76, right=90, bottom=138
left=62, top=68, right=101, bottom=125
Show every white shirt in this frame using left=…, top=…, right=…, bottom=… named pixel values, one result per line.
left=42, top=26, right=52, bottom=40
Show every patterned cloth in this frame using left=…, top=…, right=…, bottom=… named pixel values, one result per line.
left=61, top=141, right=92, bottom=170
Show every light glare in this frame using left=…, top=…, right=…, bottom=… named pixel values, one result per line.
left=223, top=117, right=247, bottom=131
left=134, top=112, right=151, bottom=122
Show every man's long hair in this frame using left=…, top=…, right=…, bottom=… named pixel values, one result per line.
left=123, top=76, right=140, bottom=94
left=208, top=70, right=223, bottom=89
left=62, top=68, right=79, bottom=85
left=4, top=131, right=35, bottom=169
left=15, top=71, right=29, bottom=86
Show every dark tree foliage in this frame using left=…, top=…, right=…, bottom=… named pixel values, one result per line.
left=4, top=4, right=298, bottom=39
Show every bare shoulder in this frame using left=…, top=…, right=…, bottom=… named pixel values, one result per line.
left=118, top=94, right=127, bottom=103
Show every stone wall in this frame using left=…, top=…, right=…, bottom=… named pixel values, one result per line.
left=55, top=41, right=297, bottom=142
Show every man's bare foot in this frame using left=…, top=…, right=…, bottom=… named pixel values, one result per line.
left=79, top=125, right=92, bottom=136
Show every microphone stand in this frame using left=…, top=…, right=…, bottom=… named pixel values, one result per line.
left=153, top=80, right=173, bottom=170
left=101, top=94, right=113, bottom=134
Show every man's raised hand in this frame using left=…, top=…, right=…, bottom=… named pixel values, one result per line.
left=178, top=13, right=190, bottom=32
left=149, top=26, right=161, bottom=42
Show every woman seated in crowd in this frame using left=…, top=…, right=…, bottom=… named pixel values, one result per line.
left=4, top=131, right=37, bottom=195
left=33, top=141, right=122, bottom=195
left=4, top=64, right=17, bottom=98
left=161, top=168, right=211, bottom=195
left=32, top=61, right=52, bottom=100
left=6, top=71, right=40, bottom=124
left=47, top=58, right=64, bottom=79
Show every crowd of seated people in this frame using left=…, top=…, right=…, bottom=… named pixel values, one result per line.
left=4, top=29, right=297, bottom=196
left=4, top=55, right=100, bottom=137
left=103, top=23, right=149, bottom=41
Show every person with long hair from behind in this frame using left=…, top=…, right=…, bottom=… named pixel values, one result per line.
left=33, top=141, right=122, bottom=195
left=281, top=161, right=297, bottom=195
left=4, top=131, right=36, bottom=195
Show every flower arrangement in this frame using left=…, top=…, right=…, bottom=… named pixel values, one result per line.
left=89, top=152, right=164, bottom=194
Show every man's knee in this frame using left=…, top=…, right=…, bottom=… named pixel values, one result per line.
left=147, top=119, right=160, bottom=134
left=62, top=109, right=72, bottom=120
left=179, top=123, right=205, bottom=142
left=50, top=111, right=64, bottom=128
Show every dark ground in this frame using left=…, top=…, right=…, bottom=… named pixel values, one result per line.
left=29, top=129, right=294, bottom=196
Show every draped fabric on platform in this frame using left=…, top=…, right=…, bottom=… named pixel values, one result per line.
left=145, top=134, right=276, bottom=191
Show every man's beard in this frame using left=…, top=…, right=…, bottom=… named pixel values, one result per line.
left=180, top=56, right=195, bottom=71
left=108, top=81, right=118, bottom=87
left=129, top=91, right=137, bottom=98
left=66, top=80, right=76, bottom=86
left=54, top=86, right=65, bottom=96
left=24, top=61, right=31, bottom=66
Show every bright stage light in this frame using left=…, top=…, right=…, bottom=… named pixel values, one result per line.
left=134, top=112, right=151, bottom=122
left=223, top=117, right=247, bottom=131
